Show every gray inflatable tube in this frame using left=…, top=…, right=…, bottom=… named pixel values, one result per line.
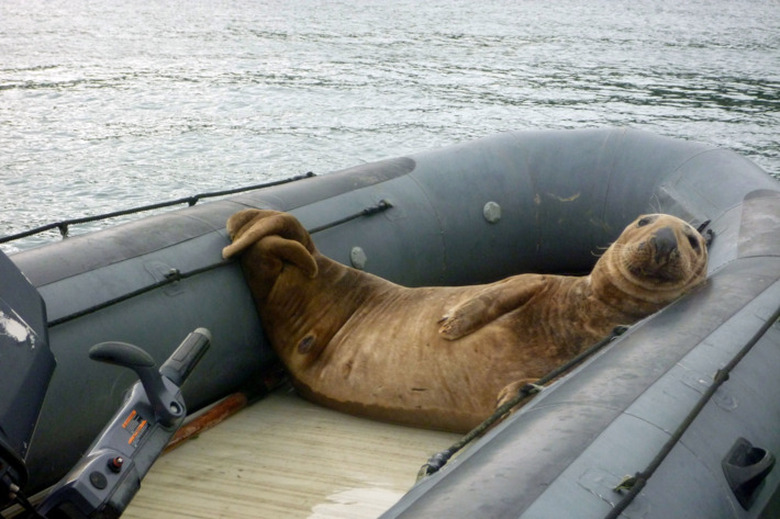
left=9, top=129, right=780, bottom=517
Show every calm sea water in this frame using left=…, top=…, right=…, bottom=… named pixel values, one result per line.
left=2, top=0, right=778, bottom=252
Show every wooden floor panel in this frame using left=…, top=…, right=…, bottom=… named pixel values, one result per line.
left=124, top=388, right=459, bottom=518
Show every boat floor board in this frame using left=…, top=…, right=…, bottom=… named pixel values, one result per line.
left=123, top=388, right=460, bottom=519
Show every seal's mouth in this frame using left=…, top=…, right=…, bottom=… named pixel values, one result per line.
left=630, top=264, right=683, bottom=283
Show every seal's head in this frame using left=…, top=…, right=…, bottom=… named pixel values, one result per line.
left=591, top=214, right=709, bottom=315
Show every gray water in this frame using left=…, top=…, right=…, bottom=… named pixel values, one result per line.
left=2, top=0, right=779, bottom=252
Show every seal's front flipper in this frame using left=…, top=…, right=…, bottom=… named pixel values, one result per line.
left=438, top=275, right=546, bottom=340
left=438, top=296, right=492, bottom=339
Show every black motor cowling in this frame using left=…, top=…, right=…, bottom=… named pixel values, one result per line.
left=0, top=250, right=55, bottom=508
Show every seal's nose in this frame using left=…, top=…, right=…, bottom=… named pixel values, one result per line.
left=651, top=227, right=678, bottom=264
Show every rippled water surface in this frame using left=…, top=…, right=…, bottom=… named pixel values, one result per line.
left=2, top=0, right=778, bottom=251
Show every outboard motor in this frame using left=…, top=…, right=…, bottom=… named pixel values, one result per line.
left=0, top=250, right=56, bottom=509
left=1, top=249, right=211, bottom=518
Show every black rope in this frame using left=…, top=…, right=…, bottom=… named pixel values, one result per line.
left=418, top=325, right=629, bottom=480
left=606, top=303, right=780, bottom=519
left=308, top=199, right=393, bottom=234
left=47, top=200, right=393, bottom=328
left=0, top=172, right=316, bottom=245
left=47, top=260, right=233, bottom=328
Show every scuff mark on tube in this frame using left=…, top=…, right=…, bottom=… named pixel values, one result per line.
left=546, top=192, right=581, bottom=202
left=0, top=307, right=37, bottom=349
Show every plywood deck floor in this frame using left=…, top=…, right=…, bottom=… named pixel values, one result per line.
left=123, top=387, right=460, bottom=519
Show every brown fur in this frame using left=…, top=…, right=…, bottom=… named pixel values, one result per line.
left=223, top=211, right=708, bottom=433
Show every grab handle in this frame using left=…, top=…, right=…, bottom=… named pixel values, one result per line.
left=722, top=437, right=775, bottom=510
left=159, top=327, right=211, bottom=386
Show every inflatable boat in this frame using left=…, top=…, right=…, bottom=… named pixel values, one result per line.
left=1, top=129, right=778, bottom=518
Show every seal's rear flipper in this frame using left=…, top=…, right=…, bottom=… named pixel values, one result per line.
left=223, top=210, right=316, bottom=260
left=256, top=235, right=318, bottom=278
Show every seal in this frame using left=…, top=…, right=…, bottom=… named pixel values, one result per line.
left=223, top=210, right=708, bottom=433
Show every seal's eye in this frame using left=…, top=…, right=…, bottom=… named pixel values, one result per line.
left=637, top=217, right=652, bottom=227
left=687, top=233, right=700, bottom=251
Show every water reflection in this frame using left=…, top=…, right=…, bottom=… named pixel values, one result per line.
left=1, top=0, right=778, bottom=253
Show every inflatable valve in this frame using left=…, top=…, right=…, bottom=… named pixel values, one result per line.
left=36, top=328, right=211, bottom=519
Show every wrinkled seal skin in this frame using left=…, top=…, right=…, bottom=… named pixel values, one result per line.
left=223, top=210, right=708, bottom=433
